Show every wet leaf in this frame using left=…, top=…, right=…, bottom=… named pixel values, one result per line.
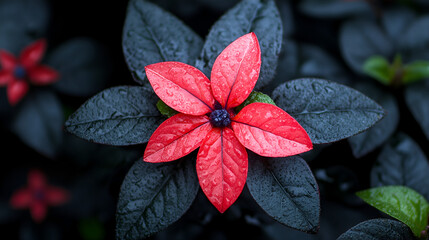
left=196, top=128, right=247, bottom=213
left=272, top=78, right=385, bottom=144
left=197, top=0, right=282, bottom=90
left=348, top=82, right=399, bottom=158
left=247, top=153, right=320, bottom=233
left=116, top=156, right=199, bottom=239
left=371, top=133, right=429, bottom=201
left=12, top=90, right=63, bottom=158
left=337, top=219, right=414, bottom=240
left=144, top=114, right=211, bottom=163
left=232, top=103, right=312, bottom=157
left=405, top=80, right=429, bottom=140
left=65, top=86, right=162, bottom=146
left=122, top=0, right=203, bottom=85
left=156, top=100, right=177, bottom=118
left=357, top=186, right=429, bottom=237
left=236, top=91, right=276, bottom=112
left=299, top=0, right=371, bottom=18
left=48, top=38, right=110, bottom=96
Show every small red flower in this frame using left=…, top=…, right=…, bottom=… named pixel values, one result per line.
left=143, top=33, right=312, bottom=212
left=0, top=39, right=59, bottom=105
left=10, top=170, right=69, bottom=223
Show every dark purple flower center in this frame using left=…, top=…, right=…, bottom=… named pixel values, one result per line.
left=34, top=190, right=45, bottom=201
left=13, top=65, right=26, bottom=79
left=210, top=109, right=231, bottom=128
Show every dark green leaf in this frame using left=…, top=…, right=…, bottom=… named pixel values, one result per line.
left=403, top=61, right=429, bottom=84
left=236, top=91, right=276, bottom=112
left=12, top=91, right=63, bottom=158
left=116, top=157, right=199, bottom=239
left=371, top=133, right=429, bottom=201
left=65, top=86, right=162, bottom=146
left=405, top=80, right=429, bottom=140
left=348, top=82, right=399, bottom=158
left=156, top=100, right=177, bottom=118
left=337, top=219, right=415, bottom=240
left=48, top=38, right=110, bottom=97
left=356, top=186, right=429, bottom=237
left=362, top=56, right=393, bottom=85
left=299, top=0, right=371, bottom=18
left=340, top=19, right=393, bottom=74
left=247, top=153, right=320, bottom=233
left=122, top=0, right=203, bottom=85
left=272, top=78, right=385, bottom=144
left=196, top=0, right=282, bottom=90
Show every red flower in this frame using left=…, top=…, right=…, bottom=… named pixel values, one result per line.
left=10, top=170, right=69, bottom=223
left=143, top=33, right=312, bottom=213
left=0, top=39, right=59, bottom=105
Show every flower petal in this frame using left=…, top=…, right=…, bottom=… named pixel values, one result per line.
left=28, top=170, right=47, bottom=190
left=20, top=39, right=46, bottom=68
left=197, top=127, right=248, bottom=213
left=144, top=114, right=211, bottom=163
left=30, top=201, right=47, bottom=223
left=45, top=187, right=70, bottom=206
left=28, top=65, right=59, bottom=85
left=7, top=80, right=29, bottom=105
left=211, top=32, right=261, bottom=109
left=0, top=50, right=17, bottom=70
left=10, top=188, right=32, bottom=208
left=232, top=103, right=312, bottom=157
left=0, top=70, right=13, bottom=86
left=145, top=62, right=215, bottom=115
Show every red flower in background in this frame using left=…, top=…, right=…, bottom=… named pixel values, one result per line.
left=0, top=39, right=59, bottom=105
left=10, top=170, right=69, bottom=223
left=143, top=33, right=312, bottom=213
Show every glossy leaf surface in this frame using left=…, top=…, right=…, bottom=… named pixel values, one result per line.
left=144, top=114, right=211, bottom=163
left=123, top=0, right=203, bottom=85
left=235, top=91, right=276, bottom=112
left=211, top=33, right=260, bottom=109
left=197, top=128, right=248, bottom=213
left=371, top=133, right=429, bottom=200
left=272, top=78, right=385, bottom=144
left=197, top=0, right=282, bottom=90
left=12, top=91, right=63, bottom=158
left=48, top=38, right=109, bottom=96
left=405, top=80, right=429, bottom=140
left=65, top=86, right=162, bottom=145
left=247, top=153, right=320, bottom=233
left=117, top=157, right=199, bottom=239
left=357, top=186, right=429, bottom=237
left=337, top=219, right=414, bottom=240
left=348, top=82, right=399, bottom=158
left=232, top=103, right=312, bottom=157
left=145, top=62, right=214, bottom=115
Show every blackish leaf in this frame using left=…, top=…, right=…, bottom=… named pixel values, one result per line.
left=299, top=0, right=371, bottom=19
left=337, top=219, right=414, bottom=240
left=405, top=80, right=429, bottom=140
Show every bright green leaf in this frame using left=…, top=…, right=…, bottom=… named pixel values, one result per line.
left=156, top=100, right=178, bottom=118
left=403, top=61, right=429, bottom=84
left=362, top=56, right=394, bottom=85
left=356, top=186, right=429, bottom=237
left=236, top=91, right=276, bottom=112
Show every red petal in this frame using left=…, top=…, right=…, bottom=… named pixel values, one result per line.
left=232, top=103, right=312, bottom=157
left=7, top=80, right=29, bottom=105
left=30, top=201, right=47, bottom=223
left=145, top=62, right=215, bottom=115
left=10, top=188, right=32, bottom=208
left=0, top=50, right=17, bottom=70
left=45, top=187, right=69, bottom=206
left=144, top=114, right=212, bottom=163
left=28, top=170, right=47, bottom=190
left=0, top=70, right=13, bottom=86
left=210, top=33, right=261, bottom=109
left=20, top=39, right=46, bottom=68
left=197, top=128, right=248, bottom=213
left=28, top=65, right=59, bottom=85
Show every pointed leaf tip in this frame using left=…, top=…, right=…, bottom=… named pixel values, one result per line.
left=211, top=32, right=261, bottom=109
left=232, top=103, right=312, bottom=157
left=145, top=62, right=215, bottom=115
left=197, top=128, right=248, bottom=213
